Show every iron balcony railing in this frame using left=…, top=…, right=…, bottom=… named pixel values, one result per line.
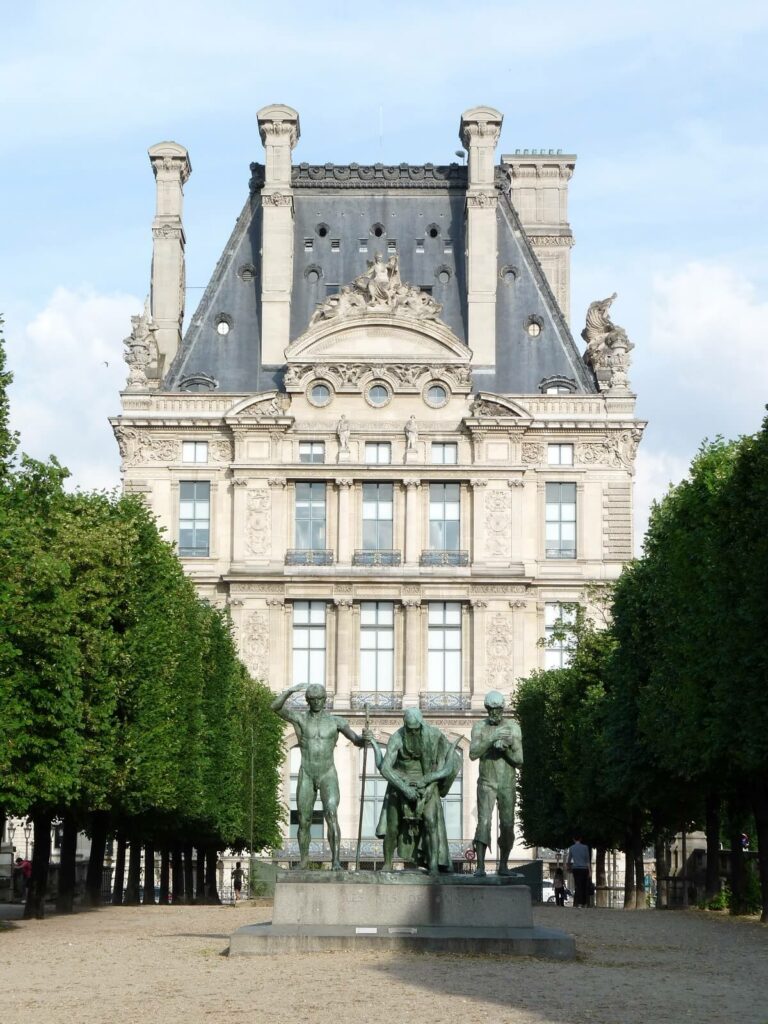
left=285, top=692, right=334, bottom=710
left=285, top=549, right=334, bottom=566
left=419, top=692, right=472, bottom=711
left=352, top=549, right=402, bottom=567
left=350, top=691, right=403, bottom=711
left=419, top=549, right=469, bottom=567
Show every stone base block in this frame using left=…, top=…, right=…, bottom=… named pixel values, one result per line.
left=229, top=870, right=575, bottom=959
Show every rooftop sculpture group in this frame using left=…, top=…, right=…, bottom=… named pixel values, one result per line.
left=309, top=254, right=443, bottom=325
left=272, top=682, right=523, bottom=877
left=581, top=292, right=634, bottom=393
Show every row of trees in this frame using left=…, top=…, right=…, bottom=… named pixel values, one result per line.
left=0, top=324, right=284, bottom=917
left=516, top=416, right=768, bottom=921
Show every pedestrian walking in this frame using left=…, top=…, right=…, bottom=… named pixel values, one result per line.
left=566, top=835, right=591, bottom=907
left=231, top=861, right=245, bottom=904
left=553, top=866, right=566, bottom=907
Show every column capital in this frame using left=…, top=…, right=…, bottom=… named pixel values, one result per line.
left=470, top=598, right=488, bottom=608
left=333, top=597, right=354, bottom=608
left=148, top=141, right=191, bottom=184
left=470, top=477, right=488, bottom=489
left=256, top=104, right=301, bottom=149
left=402, top=598, right=422, bottom=609
left=267, top=476, right=287, bottom=488
left=508, top=477, right=525, bottom=488
left=403, top=477, right=421, bottom=489
left=336, top=477, right=354, bottom=489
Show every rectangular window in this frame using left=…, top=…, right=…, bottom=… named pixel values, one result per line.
left=292, top=601, right=326, bottom=689
left=427, top=602, right=462, bottom=692
left=387, top=238, right=397, bottom=253
left=360, top=602, right=394, bottom=692
left=295, top=482, right=326, bottom=550
left=299, top=441, right=325, bottom=464
left=330, top=239, right=340, bottom=252
left=431, top=442, right=458, bottom=465
left=179, top=481, right=210, bottom=557
left=290, top=746, right=323, bottom=839
left=362, top=483, right=393, bottom=550
left=548, top=443, right=573, bottom=466
left=544, top=602, right=577, bottom=669
left=429, top=483, right=460, bottom=551
left=304, top=238, right=313, bottom=252
left=182, top=441, right=208, bottom=464
left=545, top=482, right=577, bottom=558
left=359, top=238, right=368, bottom=252
left=442, top=767, right=462, bottom=841
left=361, top=746, right=388, bottom=838
left=365, top=442, right=391, bottom=465
left=415, top=238, right=425, bottom=253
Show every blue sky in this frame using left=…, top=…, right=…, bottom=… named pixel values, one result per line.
left=2, top=0, right=767, bottom=548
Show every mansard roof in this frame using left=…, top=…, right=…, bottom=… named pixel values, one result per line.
left=165, top=162, right=595, bottom=395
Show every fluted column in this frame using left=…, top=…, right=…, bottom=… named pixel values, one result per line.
left=334, top=598, right=354, bottom=710
left=402, top=598, right=422, bottom=708
left=148, top=142, right=191, bottom=377
left=336, top=478, right=354, bottom=564
left=403, top=478, right=422, bottom=565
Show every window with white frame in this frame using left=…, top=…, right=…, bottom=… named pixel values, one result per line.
left=360, top=602, right=394, bottom=692
left=544, top=602, right=577, bottom=669
left=292, top=601, right=326, bottom=688
left=361, top=745, right=388, bottom=838
left=299, top=441, right=325, bottom=464
left=178, top=481, right=210, bottom=557
left=182, top=441, right=208, bottom=464
left=365, top=442, right=391, bottom=465
left=545, top=481, right=576, bottom=558
left=431, top=442, right=458, bottom=465
left=547, top=443, right=573, bottom=466
left=289, top=746, right=323, bottom=839
left=362, top=483, right=393, bottom=551
left=442, top=756, right=463, bottom=841
left=427, top=602, right=461, bottom=692
left=295, top=482, right=326, bottom=550
left=429, top=483, right=460, bottom=550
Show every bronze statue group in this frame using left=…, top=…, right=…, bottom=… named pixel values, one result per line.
left=272, top=684, right=523, bottom=876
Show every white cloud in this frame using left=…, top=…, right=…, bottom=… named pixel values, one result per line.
left=7, top=287, right=141, bottom=492
left=633, top=448, right=689, bottom=555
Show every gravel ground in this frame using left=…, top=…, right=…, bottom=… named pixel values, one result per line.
left=1, top=901, right=766, bottom=1024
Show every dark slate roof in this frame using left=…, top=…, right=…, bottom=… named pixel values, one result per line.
left=165, top=163, right=595, bottom=394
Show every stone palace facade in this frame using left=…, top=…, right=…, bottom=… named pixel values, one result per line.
left=112, top=105, right=644, bottom=865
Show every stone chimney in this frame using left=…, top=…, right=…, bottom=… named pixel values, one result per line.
left=147, top=141, right=191, bottom=377
left=256, top=104, right=300, bottom=366
left=459, top=106, right=503, bottom=368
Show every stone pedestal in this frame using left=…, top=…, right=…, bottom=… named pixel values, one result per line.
left=229, top=871, right=574, bottom=958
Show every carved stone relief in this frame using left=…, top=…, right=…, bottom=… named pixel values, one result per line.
left=486, top=614, right=513, bottom=690
left=245, top=488, right=271, bottom=558
left=522, top=442, right=545, bottom=464
left=114, top=427, right=178, bottom=465
left=241, top=611, right=269, bottom=681
left=485, top=488, right=512, bottom=558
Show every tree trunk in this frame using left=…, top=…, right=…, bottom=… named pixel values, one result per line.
left=595, top=847, right=608, bottom=907
left=24, top=811, right=52, bottom=920
left=56, top=817, right=78, bottom=914
left=85, top=812, right=108, bottom=907
left=196, top=847, right=206, bottom=903
left=623, top=836, right=634, bottom=909
left=124, top=838, right=142, bottom=905
left=143, top=842, right=156, bottom=905
left=159, top=846, right=170, bottom=905
left=171, top=843, right=184, bottom=904
left=727, top=794, right=747, bottom=915
left=654, top=836, right=671, bottom=909
left=183, top=843, right=195, bottom=904
left=205, top=845, right=220, bottom=904
left=752, top=779, right=768, bottom=924
left=705, top=791, right=721, bottom=900
left=112, top=834, right=126, bottom=906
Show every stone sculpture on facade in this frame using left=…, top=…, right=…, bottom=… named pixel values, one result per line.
left=405, top=415, right=418, bottom=451
left=581, top=292, right=634, bottom=392
left=469, top=691, right=523, bottom=877
left=364, top=709, right=462, bottom=875
left=309, top=254, right=443, bottom=325
left=336, top=413, right=350, bottom=452
left=123, top=298, right=158, bottom=390
left=271, top=683, right=365, bottom=871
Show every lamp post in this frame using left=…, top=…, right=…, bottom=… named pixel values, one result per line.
left=249, top=723, right=255, bottom=899
left=23, top=821, right=32, bottom=860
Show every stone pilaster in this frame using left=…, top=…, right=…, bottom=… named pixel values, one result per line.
left=470, top=599, right=488, bottom=708
left=336, top=478, right=354, bottom=564
left=268, top=476, right=288, bottom=563
left=256, top=104, right=300, bottom=366
left=403, top=478, right=422, bottom=565
left=402, top=598, right=422, bottom=708
left=460, top=106, right=502, bottom=368
left=334, top=598, right=355, bottom=710
left=469, top=478, right=487, bottom=565
left=147, top=141, right=191, bottom=377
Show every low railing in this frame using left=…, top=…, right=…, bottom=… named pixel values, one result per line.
left=419, top=549, right=469, bottom=567
left=270, top=838, right=472, bottom=863
left=285, top=549, right=334, bottom=566
left=419, top=692, right=472, bottom=711
left=350, top=691, right=403, bottom=711
left=285, top=692, right=334, bottom=709
left=352, top=549, right=402, bottom=567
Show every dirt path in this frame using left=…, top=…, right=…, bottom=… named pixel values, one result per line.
left=1, top=902, right=766, bottom=1024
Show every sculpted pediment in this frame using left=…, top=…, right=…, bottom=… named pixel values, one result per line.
left=286, top=316, right=471, bottom=365
left=467, top=392, right=532, bottom=419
